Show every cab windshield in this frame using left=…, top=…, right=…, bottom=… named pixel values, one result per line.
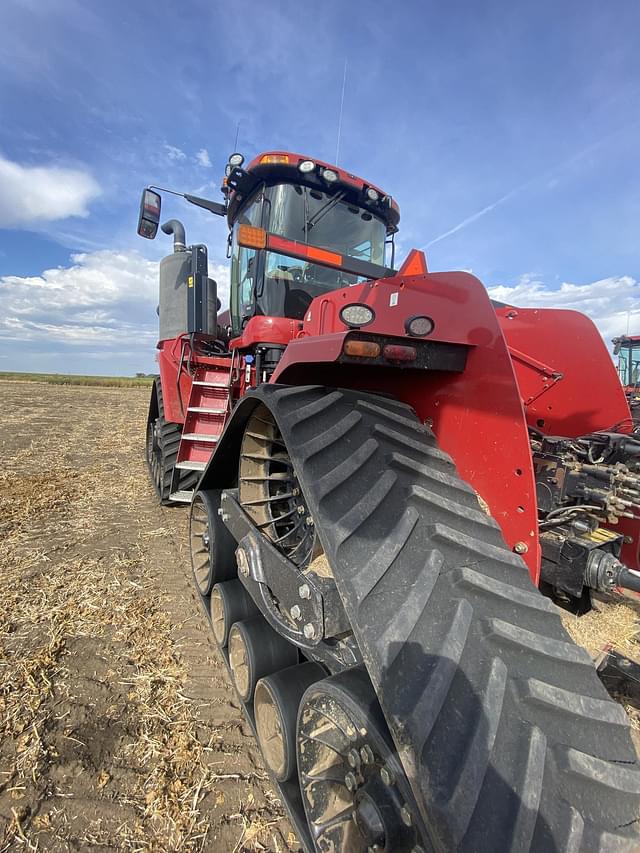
left=267, top=183, right=386, bottom=264
left=254, top=183, right=387, bottom=321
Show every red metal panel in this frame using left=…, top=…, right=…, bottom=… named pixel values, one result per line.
left=617, top=517, right=640, bottom=571
left=230, top=316, right=301, bottom=350
left=496, top=307, right=631, bottom=436
left=273, top=271, right=541, bottom=582
left=157, top=340, right=191, bottom=425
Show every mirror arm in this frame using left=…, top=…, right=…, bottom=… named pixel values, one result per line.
left=184, top=194, right=227, bottom=217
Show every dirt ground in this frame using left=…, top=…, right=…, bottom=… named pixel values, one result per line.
left=0, top=380, right=298, bottom=852
left=1, top=379, right=639, bottom=852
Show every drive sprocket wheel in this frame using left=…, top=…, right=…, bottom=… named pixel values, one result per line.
left=239, top=404, right=318, bottom=568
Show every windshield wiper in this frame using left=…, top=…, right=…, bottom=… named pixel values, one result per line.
left=305, top=190, right=346, bottom=233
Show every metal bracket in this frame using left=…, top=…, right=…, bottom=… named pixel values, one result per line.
left=220, top=490, right=351, bottom=662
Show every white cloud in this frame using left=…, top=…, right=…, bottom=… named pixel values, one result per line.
left=0, top=249, right=230, bottom=350
left=0, top=249, right=158, bottom=346
left=0, top=153, right=100, bottom=227
left=165, top=144, right=187, bottom=161
left=195, top=148, right=212, bottom=168
left=488, top=274, right=640, bottom=344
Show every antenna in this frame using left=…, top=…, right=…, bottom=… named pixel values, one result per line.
left=335, top=59, right=347, bottom=165
left=234, top=121, right=241, bottom=151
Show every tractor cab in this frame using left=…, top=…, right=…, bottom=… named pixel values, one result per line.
left=223, top=152, right=400, bottom=338
left=136, top=151, right=400, bottom=353
left=613, top=335, right=640, bottom=392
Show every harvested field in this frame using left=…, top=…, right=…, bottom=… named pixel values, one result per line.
left=0, top=380, right=297, bottom=852
left=0, top=372, right=153, bottom=388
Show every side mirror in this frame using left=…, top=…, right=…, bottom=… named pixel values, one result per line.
left=137, top=188, right=162, bottom=239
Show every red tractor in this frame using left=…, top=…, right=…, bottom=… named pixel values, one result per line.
left=138, top=151, right=640, bottom=852
left=613, top=334, right=640, bottom=414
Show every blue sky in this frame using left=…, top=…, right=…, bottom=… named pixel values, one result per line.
left=0, top=0, right=638, bottom=374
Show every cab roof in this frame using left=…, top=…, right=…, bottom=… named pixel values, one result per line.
left=226, top=150, right=400, bottom=233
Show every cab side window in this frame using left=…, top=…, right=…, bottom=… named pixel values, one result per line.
left=229, top=193, right=264, bottom=335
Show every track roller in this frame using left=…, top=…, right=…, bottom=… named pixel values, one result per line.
left=210, top=579, right=260, bottom=648
left=254, top=662, right=325, bottom=782
left=189, top=490, right=237, bottom=596
left=228, top=617, right=298, bottom=702
left=297, top=667, right=424, bottom=853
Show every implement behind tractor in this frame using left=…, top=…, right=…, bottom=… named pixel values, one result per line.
left=139, top=151, right=640, bottom=851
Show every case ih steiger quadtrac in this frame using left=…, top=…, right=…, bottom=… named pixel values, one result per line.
left=138, top=151, right=640, bottom=852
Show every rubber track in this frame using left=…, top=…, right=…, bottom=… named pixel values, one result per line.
left=252, top=384, right=640, bottom=852
left=152, top=379, right=197, bottom=504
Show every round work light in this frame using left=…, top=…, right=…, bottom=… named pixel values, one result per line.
left=340, top=304, right=375, bottom=328
left=405, top=315, right=435, bottom=337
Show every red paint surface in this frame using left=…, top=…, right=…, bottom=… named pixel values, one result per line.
left=230, top=316, right=301, bottom=350
left=496, top=307, right=631, bottom=436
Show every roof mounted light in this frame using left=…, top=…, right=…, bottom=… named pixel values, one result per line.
left=322, top=168, right=339, bottom=184
left=365, top=187, right=380, bottom=202
left=229, top=152, right=244, bottom=167
left=224, top=164, right=233, bottom=177
left=298, top=160, right=315, bottom=173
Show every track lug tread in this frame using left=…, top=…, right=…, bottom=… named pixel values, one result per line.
left=522, top=678, right=630, bottom=726
left=334, top=469, right=397, bottom=548
left=452, top=565, right=556, bottom=611
left=316, top=438, right=378, bottom=502
left=486, top=617, right=594, bottom=667
left=350, top=508, right=420, bottom=602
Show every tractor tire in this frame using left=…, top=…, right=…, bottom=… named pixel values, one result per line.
left=235, top=386, right=640, bottom=852
left=146, top=378, right=196, bottom=505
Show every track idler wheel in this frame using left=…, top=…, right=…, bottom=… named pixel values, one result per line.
left=227, top=617, right=298, bottom=702
left=210, top=579, right=259, bottom=648
left=254, top=662, right=325, bottom=782
left=297, top=667, right=425, bottom=853
left=189, top=490, right=237, bottom=596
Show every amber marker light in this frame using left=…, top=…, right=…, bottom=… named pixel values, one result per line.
left=343, top=340, right=381, bottom=358
left=237, top=225, right=267, bottom=250
left=261, top=154, right=289, bottom=164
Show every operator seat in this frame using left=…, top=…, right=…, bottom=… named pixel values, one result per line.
left=265, top=268, right=313, bottom=320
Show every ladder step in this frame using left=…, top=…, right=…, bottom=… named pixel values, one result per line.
left=170, top=490, right=194, bottom=503
left=193, top=381, right=229, bottom=387
left=182, top=433, right=219, bottom=442
left=175, top=461, right=207, bottom=471
left=187, top=406, right=226, bottom=414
